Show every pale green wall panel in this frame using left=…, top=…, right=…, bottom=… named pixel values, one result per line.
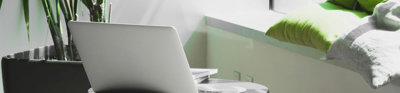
left=184, top=19, right=208, bottom=68
left=206, top=26, right=400, bottom=93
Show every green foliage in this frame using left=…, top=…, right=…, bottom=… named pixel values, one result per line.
left=58, top=0, right=80, bottom=60
left=22, top=0, right=30, bottom=41
left=0, top=0, right=109, bottom=60
left=0, top=0, right=3, bottom=9
left=59, top=0, right=77, bottom=21
left=56, top=0, right=61, bottom=31
left=42, top=0, right=66, bottom=60
left=40, top=0, right=82, bottom=60
left=81, top=0, right=106, bottom=22
left=41, top=0, right=107, bottom=60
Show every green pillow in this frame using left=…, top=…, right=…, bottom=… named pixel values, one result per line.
left=357, top=0, right=386, bottom=13
left=328, top=0, right=358, bottom=9
left=266, top=2, right=368, bottom=53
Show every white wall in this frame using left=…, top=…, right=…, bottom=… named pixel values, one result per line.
left=104, top=0, right=268, bottom=44
left=0, top=0, right=53, bottom=58
left=272, top=0, right=326, bottom=13
left=94, top=0, right=269, bottom=68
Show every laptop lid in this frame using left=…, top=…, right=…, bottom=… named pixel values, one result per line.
left=68, top=22, right=197, bottom=93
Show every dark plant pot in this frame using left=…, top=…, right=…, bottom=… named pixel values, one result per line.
left=1, top=45, right=91, bottom=93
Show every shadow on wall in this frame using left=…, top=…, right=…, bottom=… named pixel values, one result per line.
left=392, top=79, right=400, bottom=86
left=184, top=17, right=208, bottom=68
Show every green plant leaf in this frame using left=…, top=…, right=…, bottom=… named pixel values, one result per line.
left=68, top=0, right=74, bottom=20
left=58, top=0, right=70, bottom=21
left=63, top=0, right=73, bottom=20
left=56, top=0, right=61, bottom=32
left=0, top=0, right=3, bottom=10
left=81, top=0, right=93, bottom=10
left=22, top=0, right=30, bottom=41
left=42, top=1, right=57, bottom=38
left=96, top=0, right=103, bottom=5
left=42, top=0, right=57, bottom=38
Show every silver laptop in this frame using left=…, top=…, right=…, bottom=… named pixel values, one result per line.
left=68, top=22, right=198, bottom=93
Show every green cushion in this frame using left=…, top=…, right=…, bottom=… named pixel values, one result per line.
left=266, top=2, right=368, bottom=53
left=357, top=0, right=386, bottom=13
left=328, top=0, right=358, bottom=9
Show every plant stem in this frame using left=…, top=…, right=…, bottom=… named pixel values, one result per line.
left=91, top=4, right=103, bottom=22
left=82, top=0, right=104, bottom=22
left=42, top=0, right=66, bottom=60
left=108, top=3, right=111, bottom=23
left=73, top=0, right=78, bottom=20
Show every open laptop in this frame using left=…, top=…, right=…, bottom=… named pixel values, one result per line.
left=68, top=22, right=198, bottom=93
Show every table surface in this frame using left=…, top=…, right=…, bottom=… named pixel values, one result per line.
left=88, top=78, right=269, bottom=93
left=198, top=78, right=269, bottom=93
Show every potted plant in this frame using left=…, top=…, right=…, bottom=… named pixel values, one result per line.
left=1, top=0, right=111, bottom=93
